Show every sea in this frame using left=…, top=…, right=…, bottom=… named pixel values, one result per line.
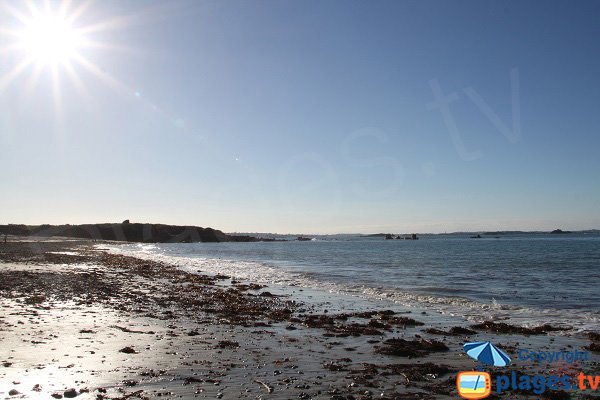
left=106, top=233, right=600, bottom=332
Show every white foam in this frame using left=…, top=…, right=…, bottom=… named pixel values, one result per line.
left=99, top=244, right=600, bottom=333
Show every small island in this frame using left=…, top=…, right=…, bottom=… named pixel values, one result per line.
left=550, top=229, right=572, bottom=234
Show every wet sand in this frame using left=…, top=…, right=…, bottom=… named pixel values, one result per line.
left=1, top=239, right=598, bottom=399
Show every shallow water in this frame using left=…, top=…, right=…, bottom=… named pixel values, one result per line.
left=108, top=233, right=600, bottom=331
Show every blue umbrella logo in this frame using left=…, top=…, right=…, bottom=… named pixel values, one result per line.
left=464, top=342, right=511, bottom=367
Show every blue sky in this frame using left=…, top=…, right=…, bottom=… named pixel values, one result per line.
left=1, top=0, right=599, bottom=233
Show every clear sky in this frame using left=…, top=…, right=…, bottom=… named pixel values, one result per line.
left=1, top=0, right=599, bottom=234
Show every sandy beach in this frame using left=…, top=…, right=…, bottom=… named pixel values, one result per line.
left=1, top=239, right=598, bottom=399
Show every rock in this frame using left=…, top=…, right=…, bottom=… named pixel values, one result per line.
left=8, top=389, right=20, bottom=396
left=63, top=388, right=78, bottom=398
left=51, top=394, right=63, bottom=399
left=119, top=346, right=138, bottom=354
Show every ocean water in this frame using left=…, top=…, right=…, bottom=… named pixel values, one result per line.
left=106, top=233, right=600, bottom=332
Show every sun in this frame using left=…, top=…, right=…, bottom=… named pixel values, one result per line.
left=19, top=13, right=83, bottom=66
left=1, top=0, right=169, bottom=120
left=0, top=0, right=137, bottom=99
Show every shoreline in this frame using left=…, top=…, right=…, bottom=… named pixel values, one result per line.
left=105, top=240, right=600, bottom=333
left=1, top=239, right=598, bottom=399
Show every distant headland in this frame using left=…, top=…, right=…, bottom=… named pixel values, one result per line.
left=0, top=221, right=267, bottom=243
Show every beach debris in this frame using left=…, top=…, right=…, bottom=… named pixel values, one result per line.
left=300, top=312, right=424, bottom=337
left=471, top=321, right=572, bottom=335
left=24, top=294, right=46, bottom=304
left=254, top=380, right=274, bottom=393
left=216, top=340, right=239, bottom=349
left=374, top=338, right=448, bottom=357
left=323, top=359, right=352, bottom=372
left=378, top=363, right=450, bottom=381
left=183, top=377, right=203, bottom=385
left=587, top=332, right=600, bottom=341
left=424, top=326, right=476, bottom=336
left=113, top=390, right=145, bottom=399
left=111, top=325, right=148, bottom=334
left=382, top=316, right=424, bottom=327
left=233, top=283, right=265, bottom=291
left=585, top=343, right=600, bottom=352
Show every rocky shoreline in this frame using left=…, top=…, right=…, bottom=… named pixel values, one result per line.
left=1, top=239, right=598, bottom=399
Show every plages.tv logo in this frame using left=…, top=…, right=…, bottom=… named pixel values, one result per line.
left=457, top=341, right=511, bottom=399
left=457, top=340, right=600, bottom=398
left=457, top=371, right=491, bottom=400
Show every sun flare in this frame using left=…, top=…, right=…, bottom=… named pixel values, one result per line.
left=1, top=0, right=167, bottom=121
left=19, top=13, right=83, bottom=66
left=0, top=0, right=142, bottom=104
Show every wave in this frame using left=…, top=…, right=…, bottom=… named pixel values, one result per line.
left=100, top=243, right=600, bottom=333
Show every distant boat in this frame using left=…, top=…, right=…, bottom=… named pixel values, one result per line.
left=296, top=236, right=312, bottom=241
left=470, top=234, right=482, bottom=239
left=404, top=233, right=419, bottom=240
